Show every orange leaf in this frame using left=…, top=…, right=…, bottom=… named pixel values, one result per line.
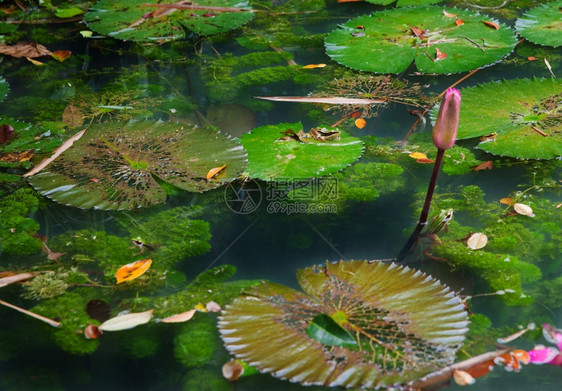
left=410, top=26, right=423, bottom=37
left=409, top=152, right=428, bottom=160
left=302, top=63, right=326, bottom=69
left=465, top=359, right=495, bottom=378
left=527, top=56, right=538, bottom=61
left=472, top=161, right=493, bottom=171
left=26, top=57, right=46, bottom=66
left=206, top=164, right=227, bottom=180
left=51, top=50, right=72, bottom=62
left=416, top=158, right=435, bottom=163
left=455, top=18, right=464, bottom=26
left=435, top=47, right=447, bottom=60
left=499, top=197, right=514, bottom=205
left=160, top=309, right=196, bottom=323
left=443, top=9, right=458, bottom=18
left=115, top=259, right=152, bottom=284
left=483, top=21, right=500, bottom=30
left=354, top=118, right=366, bottom=129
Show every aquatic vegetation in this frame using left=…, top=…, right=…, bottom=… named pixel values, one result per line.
left=27, top=121, right=248, bottom=210
left=174, top=315, right=219, bottom=368
left=515, top=0, right=562, bottom=48
left=436, top=78, right=561, bottom=159
left=241, top=121, right=363, bottom=180
left=219, top=260, right=469, bottom=389
left=0, top=188, right=42, bottom=255
left=325, top=7, right=517, bottom=74
left=84, top=0, right=254, bottom=42
left=0, top=76, right=8, bottom=102
left=182, top=368, right=230, bottom=391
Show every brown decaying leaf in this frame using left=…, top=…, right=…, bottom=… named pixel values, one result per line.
left=84, top=324, right=102, bottom=339
left=411, top=26, right=423, bottom=37
left=115, top=258, right=152, bottom=284
left=513, top=203, right=534, bottom=217
left=0, top=272, right=36, bottom=288
left=222, top=359, right=244, bottom=381
left=23, top=128, right=87, bottom=177
left=160, top=309, right=196, bottom=323
left=51, top=50, right=71, bottom=62
left=206, top=165, right=227, bottom=180
left=435, top=47, right=447, bottom=61
left=354, top=118, right=366, bottom=129
left=99, top=309, right=154, bottom=331
left=466, top=233, right=488, bottom=250
left=26, top=57, right=46, bottom=66
left=0, top=150, right=34, bottom=162
left=0, top=42, right=52, bottom=58
left=482, top=21, right=500, bottom=30
left=455, top=18, right=464, bottom=26
left=0, top=124, right=15, bottom=144
left=472, top=161, right=493, bottom=171
left=62, top=104, right=84, bottom=128
left=527, top=56, right=538, bottom=61
left=499, top=197, right=514, bottom=206
left=416, top=158, right=435, bottom=163
left=443, top=10, right=458, bottom=18
left=256, top=96, right=386, bottom=105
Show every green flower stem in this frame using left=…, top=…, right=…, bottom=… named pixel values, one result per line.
left=397, top=148, right=445, bottom=261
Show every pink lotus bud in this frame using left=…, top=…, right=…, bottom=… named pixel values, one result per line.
left=432, top=88, right=461, bottom=150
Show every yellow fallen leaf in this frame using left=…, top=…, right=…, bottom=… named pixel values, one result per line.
left=354, top=118, right=366, bottom=129
left=409, top=152, right=428, bottom=160
left=160, top=309, right=196, bottom=323
left=302, top=64, right=326, bottom=69
left=99, top=309, right=154, bottom=331
left=194, top=303, right=207, bottom=312
left=26, top=57, right=46, bottom=66
left=206, top=164, right=227, bottom=180
left=499, top=197, right=514, bottom=205
left=467, top=233, right=488, bottom=250
left=115, top=259, right=152, bottom=284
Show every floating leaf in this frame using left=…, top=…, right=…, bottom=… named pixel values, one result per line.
left=443, top=10, right=458, bottom=18
left=51, top=50, right=72, bottom=62
left=365, top=0, right=442, bottom=7
left=409, top=152, right=428, bottom=159
left=325, top=7, right=516, bottom=74
left=161, top=309, right=196, bottom=323
left=467, top=233, right=488, bottom=250
left=84, top=0, right=254, bottom=42
left=206, top=165, right=227, bottom=180
left=432, top=78, right=562, bottom=159
left=0, top=42, right=51, bottom=58
left=302, top=64, right=326, bottom=69
left=482, top=21, right=500, bottom=30
left=222, top=359, right=244, bottom=381
left=84, top=324, right=102, bottom=339
left=0, top=272, right=35, bottom=288
left=472, top=161, right=493, bottom=171
left=115, top=259, right=152, bottom=284
left=241, top=122, right=363, bottom=180
left=499, top=197, right=514, bottom=205
left=306, top=313, right=358, bottom=349
left=55, top=7, right=84, bottom=18
left=99, top=309, right=154, bottom=331
left=256, top=96, right=385, bottom=105
left=219, top=261, right=469, bottom=389
left=27, top=121, right=247, bottom=210
left=515, top=0, right=562, bottom=48
left=435, top=47, right=447, bottom=60
left=453, top=369, right=476, bottom=386
left=26, top=57, right=46, bottom=66
left=513, top=203, right=534, bottom=217
left=355, top=117, right=367, bottom=129
left=206, top=301, right=221, bottom=312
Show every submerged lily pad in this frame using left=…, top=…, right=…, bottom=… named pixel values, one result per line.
left=515, top=0, right=562, bottom=48
left=325, top=7, right=517, bottom=74
left=433, top=78, right=561, bottom=159
left=219, top=260, right=469, bottom=389
left=27, top=121, right=247, bottom=210
left=84, top=0, right=254, bottom=42
left=240, top=122, right=363, bottom=180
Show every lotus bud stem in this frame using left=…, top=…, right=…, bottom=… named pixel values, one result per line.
left=397, top=88, right=461, bottom=261
left=432, top=88, right=461, bottom=150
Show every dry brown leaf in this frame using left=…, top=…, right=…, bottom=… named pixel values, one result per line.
left=527, top=56, right=539, bottom=61
left=435, top=47, right=447, bottom=61
left=455, top=18, right=464, bottom=26
left=99, top=309, right=154, bottom=331
left=513, top=203, right=534, bottom=217
left=443, top=10, right=458, bottom=18
left=482, top=21, right=500, bottom=30
left=160, top=309, right=196, bottom=323
left=0, top=150, right=34, bottom=162
left=499, top=197, right=514, bottom=205
left=62, top=104, right=85, bottom=127
left=51, top=50, right=71, bottom=62
left=467, top=233, right=488, bottom=250
left=0, top=42, right=52, bottom=58
left=222, top=359, right=244, bottom=381
left=0, top=272, right=36, bottom=288
left=472, top=161, right=493, bottom=171
left=256, top=96, right=386, bottom=105
left=23, top=128, right=87, bottom=177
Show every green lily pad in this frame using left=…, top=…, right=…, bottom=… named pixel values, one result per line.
left=366, top=0, right=441, bottom=6
left=515, top=0, right=562, bottom=48
left=432, top=78, right=561, bottom=159
left=240, top=122, right=363, bottom=180
left=0, top=77, right=8, bottom=103
left=84, top=0, right=254, bottom=42
left=27, top=121, right=247, bottom=210
left=325, top=6, right=517, bottom=74
left=219, top=260, right=469, bottom=389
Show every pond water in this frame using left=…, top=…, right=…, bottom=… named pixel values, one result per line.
left=0, top=1, right=560, bottom=390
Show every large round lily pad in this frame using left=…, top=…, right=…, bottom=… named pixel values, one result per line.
left=219, top=260, right=469, bottom=389
left=27, top=121, right=247, bottom=210
left=240, top=122, right=363, bottom=180
left=432, top=78, right=561, bottom=159
left=84, top=0, right=254, bottom=42
left=515, top=0, right=562, bottom=47
left=325, top=7, right=517, bottom=74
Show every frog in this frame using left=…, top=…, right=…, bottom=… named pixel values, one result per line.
left=421, top=208, right=453, bottom=246
left=130, top=236, right=159, bottom=255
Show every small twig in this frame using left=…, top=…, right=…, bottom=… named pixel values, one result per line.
left=0, top=299, right=61, bottom=328
left=270, top=46, right=297, bottom=66
left=424, top=50, right=435, bottom=63
left=3, top=16, right=83, bottom=24
left=530, top=125, right=548, bottom=137
left=458, top=35, right=486, bottom=52
left=466, top=0, right=508, bottom=9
